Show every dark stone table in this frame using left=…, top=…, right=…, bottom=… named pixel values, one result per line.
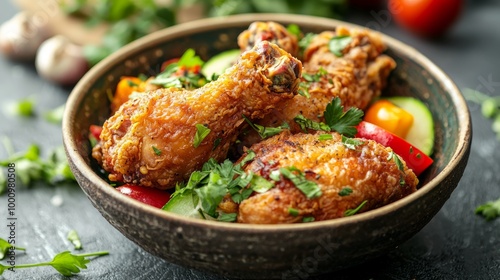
left=1, top=1, right=499, bottom=279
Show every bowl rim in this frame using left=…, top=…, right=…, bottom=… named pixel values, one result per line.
left=63, top=13, right=472, bottom=232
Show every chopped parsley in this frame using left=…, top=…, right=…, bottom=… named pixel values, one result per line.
left=193, top=124, right=211, bottom=148
left=341, top=135, right=364, bottom=150
left=475, top=197, right=500, bottom=221
left=165, top=151, right=264, bottom=220
left=344, top=200, right=367, bottom=216
left=387, top=151, right=406, bottom=186
left=298, top=68, right=328, bottom=98
left=329, top=35, right=352, bottom=57
left=302, top=217, right=315, bottom=223
left=0, top=140, right=76, bottom=193
left=288, top=207, right=300, bottom=217
left=318, top=134, right=333, bottom=141
left=152, top=146, right=162, bottom=155
left=150, top=48, right=207, bottom=89
left=243, top=115, right=290, bottom=139
left=338, top=187, right=353, bottom=196
left=294, top=97, right=363, bottom=137
left=279, top=167, right=322, bottom=199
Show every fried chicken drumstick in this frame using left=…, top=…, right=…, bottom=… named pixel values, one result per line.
left=93, top=41, right=302, bottom=189
left=236, top=131, right=418, bottom=224
left=238, top=22, right=396, bottom=134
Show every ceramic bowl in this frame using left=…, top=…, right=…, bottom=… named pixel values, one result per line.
left=62, top=14, right=471, bottom=279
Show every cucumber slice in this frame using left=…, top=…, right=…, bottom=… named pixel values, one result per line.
left=201, top=49, right=241, bottom=79
left=386, top=97, right=434, bottom=155
left=162, top=190, right=204, bottom=219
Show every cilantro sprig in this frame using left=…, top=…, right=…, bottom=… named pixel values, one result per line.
left=294, top=97, right=364, bottom=137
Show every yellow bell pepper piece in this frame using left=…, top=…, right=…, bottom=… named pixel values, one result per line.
left=364, top=99, right=414, bottom=139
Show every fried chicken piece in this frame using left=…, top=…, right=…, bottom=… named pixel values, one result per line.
left=94, top=41, right=302, bottom=189
left=256, top=25, right=396, bottom=133
left=236, top=131, right=418, bottom=224
left=237, top=21, right=299, bottom=57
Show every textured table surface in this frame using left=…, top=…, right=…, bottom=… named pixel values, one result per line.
left=1, top=1, right=500, bottom=279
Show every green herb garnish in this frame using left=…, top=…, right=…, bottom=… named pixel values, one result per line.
left=0, top=141, right=76, bottom=193
left=341, top=135, right=364, bottom=150
left=0, top=238, right=25, bottom=260
left=0, top=250, right=108, bottom=277
left=475, top=197, right=500, bottom=221
left=288, top=207, right=300, bottom=217
left=243, top=115, right=289, bottom=139
left=328, top=35, right=352, bottom=57
left=152, top=146, right=162, bottom=156
left=302, top=217, right=315, bottom=223
left=294, top=97, right=363, bottom=137
left=318, top=134, right=333, bottom=141
left=387, top=151, right=406, bottom=186
left=344, top=200, right=367, bottom=216
left=338, top=187, right=353, bottom=196
left=193, top=124, right=211, bottom=148
left=279, top=167, right=322, bottom=199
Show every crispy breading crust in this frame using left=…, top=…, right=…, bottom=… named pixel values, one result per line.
left=236, top=131, right=418, bottom=224
left=94, top=41, right=302, bottom=189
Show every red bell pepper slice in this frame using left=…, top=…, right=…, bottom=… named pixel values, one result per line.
left=355, top=121, right=433, bottom=176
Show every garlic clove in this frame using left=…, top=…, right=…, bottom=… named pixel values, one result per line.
left=35, top=35, right=89, bottom=86
left=0, top=11, right=51, bottom=61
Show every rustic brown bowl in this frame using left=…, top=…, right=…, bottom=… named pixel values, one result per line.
left=62, top=14, right=471, bottom=279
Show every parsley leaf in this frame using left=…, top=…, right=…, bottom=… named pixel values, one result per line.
left=0, top=238, right=25, bottom=260
left=329, top=35, right=352, bottom=57
left=280, top=167, right=322, bottom=199
left=193, top=124, right=211, bottom=148
left=0, top=142, right=76, bottom=193
left=324, top=97, right=363, bottom=137
left=387, top=151, right=405, bottom=186
left=152, top=146, right=162, bottom=156
left=0, top=251, right=108, bottom=277
left=338, top=187, right=353, bottom=196
left=341, top=135, right=364, bottom=150
left=344, top=200, right=368, bottom=216
left=475, top=197, right=500, bottom=221
left=294, top=115, right=331, bottom=132
left=293, top=97, right=363, bottom=137
left=243, top=115, right=289, bottom=139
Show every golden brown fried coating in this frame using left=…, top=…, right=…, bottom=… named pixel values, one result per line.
left=236, top=131, right=418, bottom=224
left=94, top=41, right=302, bottom=189
left=257, top=26, right=396, bottom=133
left=237, top=21, right=299, bottom=57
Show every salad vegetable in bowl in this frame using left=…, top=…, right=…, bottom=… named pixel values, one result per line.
left=62, top=14, right=471, bottom=278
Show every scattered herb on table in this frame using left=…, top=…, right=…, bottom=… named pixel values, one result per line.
left=475, top=197, right=500, bottom=221
left=463, top=88, right=500, bottom=140
left=0, top=138, right=76, bottom=194
left=0, top=238, right=25, bottom=260
left=67, top=230, right=83, bottom=250
left=0, top=250, right=109, bottom=277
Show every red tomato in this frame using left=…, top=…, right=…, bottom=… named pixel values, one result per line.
left=89, top=125, right=103, bottom=140
left=388, top=0, right=463, bottom=38
left=116, top=184, right=171, bottom=208
left=356, top=121, right=433, bottom=176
